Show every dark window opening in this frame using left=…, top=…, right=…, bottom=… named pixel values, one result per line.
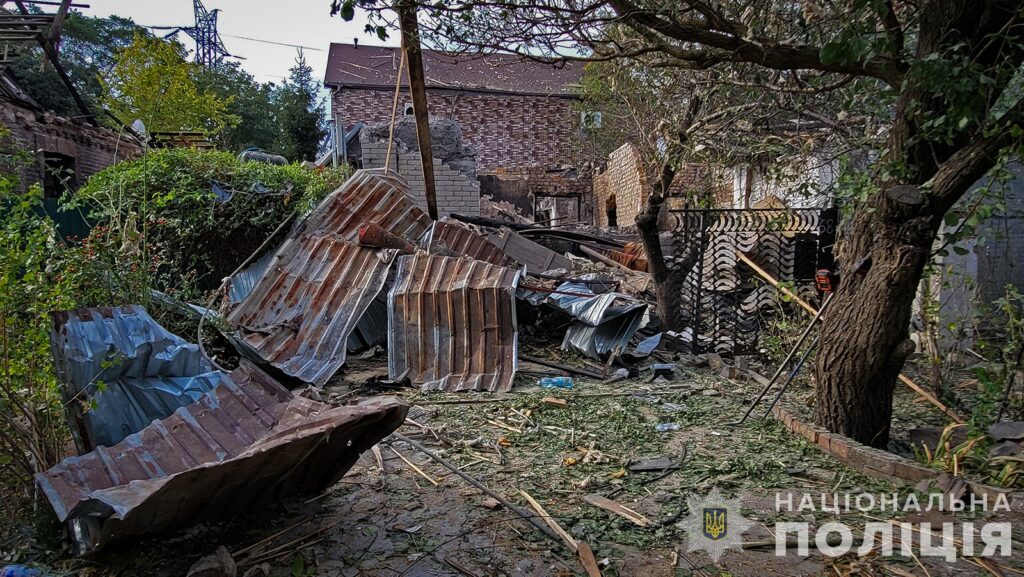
left=43, top=152, right=76, bottom=198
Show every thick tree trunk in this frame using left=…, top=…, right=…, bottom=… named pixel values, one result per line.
left=811, top=0, right=1022, bottom=448
left=813, top=188, right=937, bottom=447
left=637, top=167, right=688, bottom=332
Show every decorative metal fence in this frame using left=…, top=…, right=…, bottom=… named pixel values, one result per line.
left=668, top=207, right=838, bottom=355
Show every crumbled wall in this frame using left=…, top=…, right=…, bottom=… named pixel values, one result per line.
left=593, top=143, right=648, bottom=228
left=332, top=88, right=576, bottom=171
left=0, top=100, right=142, bottom=191
left=360, top=121, right=480, bottom=217
left=482, top=164, right=594, bottom=224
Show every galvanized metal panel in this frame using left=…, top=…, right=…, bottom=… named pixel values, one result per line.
left=519, top=282, right=649, bottom=360
left=225, top=169, right=432, bottom=385
left=35, top=361, right=408, bottom=553
left=50, top=305, right=219, bottom=452
left=427, top=218, right=516, bottom=267
left=226, top=236, right=394, bottom=386
left=388, top=254, right=520, bottom=392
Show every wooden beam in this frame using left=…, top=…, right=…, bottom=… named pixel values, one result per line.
left=13, top=0, right=96, bottom=125
left=396, top=0, right=438, bottom=220
left=736, top=250, right=965, bottom=424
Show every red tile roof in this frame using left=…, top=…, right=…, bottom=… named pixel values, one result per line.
left=324, top=42, right=581, bottom=97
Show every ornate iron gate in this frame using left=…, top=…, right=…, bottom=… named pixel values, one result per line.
left=668, top=207, right=838, bottom=355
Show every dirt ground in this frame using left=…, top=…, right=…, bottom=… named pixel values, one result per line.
left=16, top=353, right=1024, bottom=577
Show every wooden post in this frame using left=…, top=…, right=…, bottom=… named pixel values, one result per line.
left=396, top=0, right=438, bottom=220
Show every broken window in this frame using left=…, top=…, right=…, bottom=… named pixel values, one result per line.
left=42, top=152, right=76, bottom=198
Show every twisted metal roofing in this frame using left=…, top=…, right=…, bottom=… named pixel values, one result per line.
left=226, top=169, right=432, bottom=386
left=50, top=305, right=220, bottom=451
left=388, top=253, right=520, bottom=392
left=36, top=361, right=407, bottom=553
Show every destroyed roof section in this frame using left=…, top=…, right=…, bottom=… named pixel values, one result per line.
left=36, top=361, right=407, bottom=553
left=486, top=227, right=573, bottom=274
left=427, top=218, right=516, bottom=267
left=388, top=253, right=520, bottom=392
left=50, top=305, right=219, bottom=451
left=296, top=168, right=432, bottom=245
left=324, top=43, right=581, bottom=97
left=225, top=236, right=394, bottom=386
left=225, top=169, right=432, bottom=385
left=519, top=282, right=649, bottom=360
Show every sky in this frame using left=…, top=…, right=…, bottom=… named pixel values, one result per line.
left=72, top=0, right=389, bottom=85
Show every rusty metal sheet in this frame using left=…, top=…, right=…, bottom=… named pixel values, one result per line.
left=487, top=227, right=573, bottom=274
left=296, top=168, right=432, bottom=244
left=36, top=361, right=407, bottom=554
left=50, top=305, right=220, bottom=452
left=226, top=236, right=394, bottom=386
left=609, top=241, right=649, bottom=272
left=388, top=253, right=520, bottom=392
left=225, top=169, right=433, bottom=385
left=427, top=218, right=516, bottom=267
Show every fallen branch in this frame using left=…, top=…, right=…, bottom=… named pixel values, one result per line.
left=520, top=354, right=604, bottom=379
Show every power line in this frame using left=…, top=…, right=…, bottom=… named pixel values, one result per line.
left=221, top=33, right=326, bottom=52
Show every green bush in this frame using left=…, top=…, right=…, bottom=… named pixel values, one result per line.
left=71, top=147, right=350, bottom=297
left=0, top=137, right=75, bottom=522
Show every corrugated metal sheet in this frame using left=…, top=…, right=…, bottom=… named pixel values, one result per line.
left=427, top=218, right=516, bottom=267
left=487, top=227, right=573, bottom=273
left=388, top=254, right=521, bottom=392
left=297, top=168, right=432, bottom=244
left=225, top=169, right=432, bottom=385
left=228, top=250, right=277, bottom=304
left=50, top=305, right=219, bottom=452
left=519, top=283, right=648, bottom=360
left=36, top=361, right=408, bottom=554
left=226, top=236, right=395, bottom=386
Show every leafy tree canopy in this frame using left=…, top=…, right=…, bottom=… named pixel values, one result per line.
left=100, top=34, right=236, bottom=134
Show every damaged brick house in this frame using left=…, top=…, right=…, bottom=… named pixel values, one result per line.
left=0, top=70, right=141, bottom=234
left=323, top=42, right=586, bottom=220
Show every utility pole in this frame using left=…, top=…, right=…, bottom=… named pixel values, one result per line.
left=396, top=0, right=438, bottom=220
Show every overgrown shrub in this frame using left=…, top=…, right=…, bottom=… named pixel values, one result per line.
left=71, top=147, right=350, bottom=299
left=0, top=139, right=75, bottom=519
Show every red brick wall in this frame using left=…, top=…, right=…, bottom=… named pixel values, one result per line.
left=331, top=88, right=576, bottom=171
left=0, top=101, right=142, bottom=192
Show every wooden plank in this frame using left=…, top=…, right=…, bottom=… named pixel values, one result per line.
left=576, top=542, right=602, bottom=577
left=582, top=494, right=651, bottom=527
left=518, top=489, right=577, bottom=551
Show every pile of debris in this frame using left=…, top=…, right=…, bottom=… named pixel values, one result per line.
left=36, top=169, right=660, bottom=554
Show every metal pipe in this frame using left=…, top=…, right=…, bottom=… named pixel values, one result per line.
left=727, top=292, right=834, bottom=426
left=761, top=332, right=821, bottom=419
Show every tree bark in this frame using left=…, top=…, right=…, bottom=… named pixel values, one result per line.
left=812, top=0, right=1023, bottom=448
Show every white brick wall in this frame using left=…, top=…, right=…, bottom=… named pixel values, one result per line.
left=360, top=135, right=480, bottom=217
